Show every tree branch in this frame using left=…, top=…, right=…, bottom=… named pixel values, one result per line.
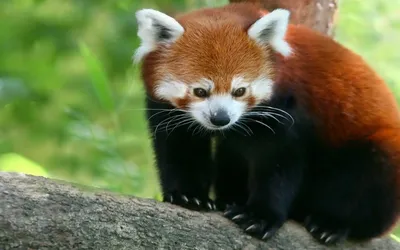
left=0, top=172, right=399, bottom=250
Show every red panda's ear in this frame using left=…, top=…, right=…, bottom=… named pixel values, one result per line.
left=134, top=9, right=184, bottom=63
left=248, top=9, right=292, bottom=57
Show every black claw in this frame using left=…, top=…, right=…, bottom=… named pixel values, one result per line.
left=245, top=224, right=258, bottom=233
left=181, top=195, right=189, bottom=203
left=325, top=234, right=336, bottom=243
left=304, top=215, right=350, bottom=245
left=304, top=216, right=318, bottom=233
left=163, top=192, right=215, bottom=211
left=193, top=198, right=201, bottom=206
left=320, top=232, right=329, bottom=240
left=244, top=221, right=268, bottom=235
left=232, top=213, right=247, bottom=223
left=223, top=205, right=283, bottom=242
left=309, top=225, right=318, bottom=233
left=262, top=231, right=269, bottom=240
left=324, top=231, right=348, bottom=244
left=202, top=199, right=216, bottom=211
left=223, top=205, right=244, bottom=219
left=262, top=226, right=279, bottom=241
left=223, top=209, right=235, bottom=218
left=163, top=194, right=173, bottom=203
left=262, top=231, right=271, bottom=240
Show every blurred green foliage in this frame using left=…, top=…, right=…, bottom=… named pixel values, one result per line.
left=0, top=0, right=399, bottom=235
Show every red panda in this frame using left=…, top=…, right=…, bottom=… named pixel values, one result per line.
left=134, top=1, right=400, bottom=245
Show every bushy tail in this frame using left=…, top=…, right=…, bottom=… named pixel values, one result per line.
left=229, top=0, right=338, bottom=36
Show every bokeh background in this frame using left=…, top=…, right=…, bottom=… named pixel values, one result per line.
left=1, top=0, right=399, bottom=236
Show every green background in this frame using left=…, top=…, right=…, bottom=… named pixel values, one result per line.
left=1, top=0, right=399, bottom=237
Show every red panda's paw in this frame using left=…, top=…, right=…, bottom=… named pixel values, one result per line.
left=223, top=205, right=284, bottom=241
left=304, top=215, right=350, bottom=245
left=163, top=192, right=216, bottom=211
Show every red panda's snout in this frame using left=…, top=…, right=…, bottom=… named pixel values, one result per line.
left=134, top=7, right=293, bottom=130
left=189, top=89, right=248, bottom=130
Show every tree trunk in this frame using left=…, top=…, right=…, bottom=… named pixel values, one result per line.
left=0, top=172, right=399, bottom=250
left=229, top=0, right=338, bottom=36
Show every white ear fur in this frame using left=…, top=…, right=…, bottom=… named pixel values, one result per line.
left=134, top=9, right=184, bottom=63
left=248, top=9, right=292, bottom=57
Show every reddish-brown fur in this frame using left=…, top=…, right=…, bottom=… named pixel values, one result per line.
left=279, top=25, right=400, bottom=145
left=140, top=1, right=400, bottom=240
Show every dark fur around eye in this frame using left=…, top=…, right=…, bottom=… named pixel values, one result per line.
left=194, top=88, right=208, bottom=98
left=232, top=87, right=246, bottom=97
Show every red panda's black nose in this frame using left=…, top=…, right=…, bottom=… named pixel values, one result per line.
left=210, top=109, right=230, bottom=127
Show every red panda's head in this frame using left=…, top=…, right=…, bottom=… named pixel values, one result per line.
left=134, top=5, right=292, bottom=130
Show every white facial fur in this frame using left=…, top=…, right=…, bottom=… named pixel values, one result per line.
left=154, top=76, right=274, bottom=130
left=232, top=76, right=274, bottom=103
left=134, top=9, right=184, bottom=62
left=248, top=8, right=292, bottom=57
left=154, top=79, right=187, bottom=105
left=190, top=95, right=247, bottom=130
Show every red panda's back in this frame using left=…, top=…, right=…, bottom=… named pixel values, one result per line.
left=278, top=25, right=400, bottom=145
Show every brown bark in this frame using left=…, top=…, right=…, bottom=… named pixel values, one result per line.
left=229, top=0, right=338, bottom=36
left=1, top=172, right=399, bottom=250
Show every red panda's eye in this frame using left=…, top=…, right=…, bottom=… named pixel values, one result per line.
left=193, top=88, right=208, bottom=98
left=233, top=87, right=246, bottom=97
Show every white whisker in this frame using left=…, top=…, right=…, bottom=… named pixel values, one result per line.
left=200, top=126, right=209, bottom=136
left=156, top=115, right=190, bottom=132
left=187, top=120, right=198, bottom=131
left=192, top=123, right=202, bottom=136
left=166, top=119, right=194, bottom=137
left=230, top=125, right=247, bottom=136
left=254, top=106, right=295, bottom=125
left=123, top=108, right=177, bottom=111
left=164, top=113, right=189, bottom=132
left=245, top=112, right=284, bottom=124
left=147, top=109, right=183, bottom=121
left=234, top=121, right=253, bottom=136
left=243, top=118, right=276, bottom=134
left=246, top=111, right=289, bottom=122
left=153, top=117, right=173, bottom=136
